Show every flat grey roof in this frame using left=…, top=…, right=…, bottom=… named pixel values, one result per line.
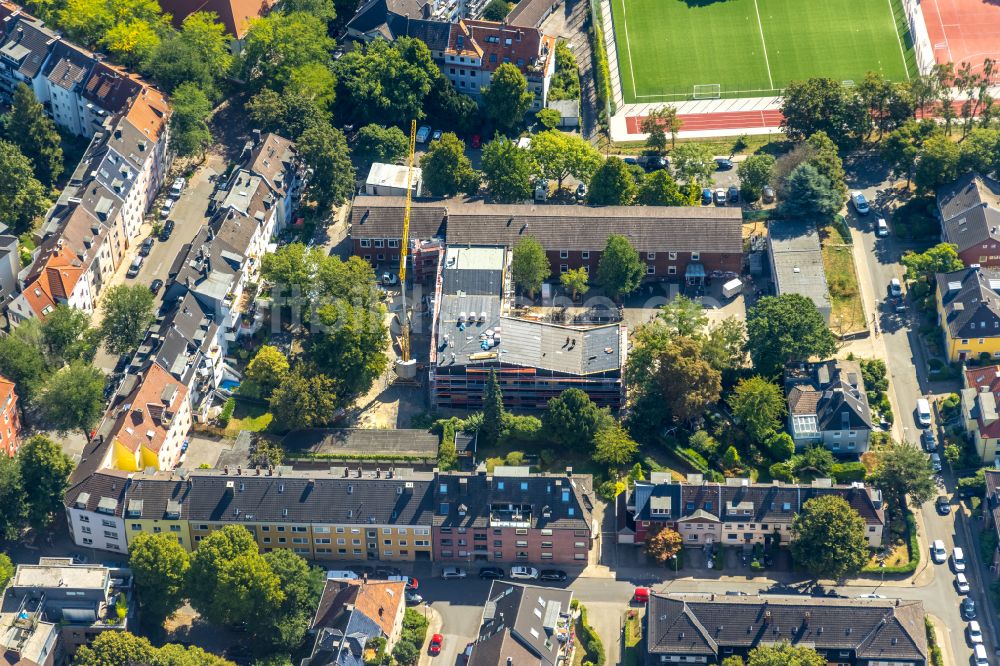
left=767, top=220, right=831, bottom=318
left=282, top=428, right=440, bottom=457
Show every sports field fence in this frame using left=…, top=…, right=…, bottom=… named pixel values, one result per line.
left=900, top=0, right=936, bottom=75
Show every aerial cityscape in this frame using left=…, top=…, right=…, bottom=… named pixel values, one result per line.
left=0, top=0, right=997, bottom=663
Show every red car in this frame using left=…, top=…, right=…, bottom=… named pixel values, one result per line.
left=470, top=134, right=482, bottom=149
left=633, top=587, right=651, bottom=603
left=429, top=634, right=443, bottom=655
left=406, top=577, right=419, bottom=591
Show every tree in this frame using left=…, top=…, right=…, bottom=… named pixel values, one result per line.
left=857, top=71, right=914, bottom=141
left=99, top=284, right=155, bottom=356
left=239, top=11, right=333, bottom=94
left=4, top=84, right=63, bottom=186
left=246, top=88, right=328, bottom=140
left=168, top=82, right=213, bottom=158
left=592, top=423, right=638, bottom=467
left=419, top=132, right=479, bottom=197
left=805, top=131, right=847, bottom=198
left=765, top=431, right=795, bottom=461
left=790, top=445, right=835, bottom=481
left=481, top=0, right=511, bottom=20
left=41, top=305, right=99, bottom=365
left=870, top=440, right=936, bottom=513
left=74, top=631, right=157, bottom=666
left=729, top=376, right=785, bottom=443
left=59, top=0, right=168, bottom=66
left=778, top=162, right=842, bottom=221
left=645, top=526, right=682, bottom=564
left=702, top=317, right=747, bottom=376
left=153, top=643, right=237, bottom=665
left=0, top=553, right=13, bottom=588
left=641, top=106, right=681, bottom=153
left=737, top=154, right=775, bottom=202
left=354, top=124, right=409, bottom=172
left=791, top=495, right=868, bottom=579
left=882, top=120, right=937, bottom=186
left=261, top=242, right=321, bottom=315
left=529, top=130, right=601, bottom=190
left=17, top=434, right=73, bottom=529
left=781, top=78, right=867, bottom=149
left=35, top=361, right=105, bottom=440
left=128, top=532, right=190, bottom=627
left=483, top=63, right=533, bottom=133
left=587, top=157, right=637, bottom=205
left=536, top=108, right=561, bottom=130
left=559, top=267, right=589, bottom=300
left=481, top=137, right=537, bottom=203
left=298, top=123, right=355, bottom=209
left=0, top=455, right=26, bottom=541
left=269, top=370, right=340, bottom=431
left=0, top=140, right=47, bottom=233
left=425, top=76, right=480, bottom=135
left=511, top=236, right=551, bottom=298
left=480, top=370, right=505, bottom=449
left=146, top=12, right=232, bottom=98
left=670, top=142, right=715, bottom=185
left=958, top=127, right=1000, bottom=175
left=900, top=243, right=963, bottom=282
left=746, top=294, right=837, bottom=377
left=721, top=657, right=744, bottom=666
left=655, top=336, right=721, bottom=423
left=186, top=525, right=284, bottom=631
left=261, top=549, right=324, bottom=651
left=543, top=388, right=612, bottom=448
left=332, top=38, right=434, bottom=127
left=245, top=346, right=290, bottom=398
left=657, top=295, right=707, bottom=339
left=637, top=169, right=686, bottom=206
left=597, top=234, right=644, bottom=300
left=914, top=133, right=961, bottom=193
left=0, top=320, right=49, bottom=402
left=747, top=643, right=825, bottom=666
left=308, top=301, right=388, bottom=402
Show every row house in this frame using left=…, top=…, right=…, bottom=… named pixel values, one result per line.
left=617, top=473, right=885, bottom=549
left=350, top=198, right=744, bottom=284
left=938, top=172, right=1000, bottom=268
left=64, top=466, right=595, bottom=565
left=0, top=557, right=134, bottom=665
left=646, top=593, right=927, bottom=666
left=0, top=374, right=21, bottom=456
left=960, top=365, right=1000, bottom=464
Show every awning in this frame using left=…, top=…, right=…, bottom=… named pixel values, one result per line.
left=685, top=262, right=706, bottom=278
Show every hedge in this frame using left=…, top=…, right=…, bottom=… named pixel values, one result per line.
left=924, top=617, right=944, bottom=666
left=831, top=462, right=867, bottom=484
left=577, top=604, right=605, bottom=666
left=218, top=398, right=236, bottom=426
left=675, top=447, right=709, bottom=473
left=862, top=510, right=919, bottom=575
left=587, top=4, right=613, bottom=120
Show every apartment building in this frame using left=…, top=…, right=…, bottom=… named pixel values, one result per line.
left=0, top=374, right=21, bottom=456
left=960, top=365, right=1000, bottom=464
left=984, top=469, right=1000, bottom=576
left=0, top=558, right=134, bottom=665
left=645, top=593, right=927, bottom=666
left=469, top=582, right=572, bottom=666
left=617, top=473, right=885, bottom=549
left=938, top=172, right=1000, bottom=268
left=432, top=466, right=594, bottom=565
left=65, top=470, right=130, bottom=552
left=934, top=265, right=1000, bottom=362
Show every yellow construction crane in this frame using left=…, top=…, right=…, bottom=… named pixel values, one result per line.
left=397, top=119, right=418, bottom=365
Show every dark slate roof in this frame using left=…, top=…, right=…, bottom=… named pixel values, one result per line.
left=646, top=594, right=927, bottom=663
left=935, top=266, right=1000, bottom=338
left=432, top=469, right=593, bottom=531
left=65, top=469, right=131, bottom=516
left=387, top=15, right=451, bottom=50
left=478, top=582, right=572, bottom=666
left=469, top=629, right=540, bottom=666
left=938, top=173, right=1000, bottom=253
left=42, top=40, right=93, bottom=91
left=0, top=17, right=57, bottom=78
left=784, top=360, right=873, bottom=431
left=82, top=61, right=143, bottom=114
left=281, top=428, right=440, bottom=457
left=630, top=477, right=884, bottom=527
left=349, top=197, right=743, bottom=253
left=346, top=0, right=431, bottom=34
left=123, top=473, right=194, bottom=520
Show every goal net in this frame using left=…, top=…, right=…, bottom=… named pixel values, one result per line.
left=692, top=84, right=721, bottom=99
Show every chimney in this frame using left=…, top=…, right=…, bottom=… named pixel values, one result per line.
left=566, top=466, right=573, bottom=477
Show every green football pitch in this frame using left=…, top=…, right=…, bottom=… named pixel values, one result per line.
left=610, top=0, right=918, bottom=102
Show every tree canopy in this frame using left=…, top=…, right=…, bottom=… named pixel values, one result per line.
left=35, top=361, right=105, bottom=439
left=483, top=63, right=533, bottom=133
left=745, top=294, right=838, bottom=377
left=670, top=142, right=715, bottom=185
left=482, top=137, right=537, bottom=203
left=529, top=130, right=601, bottom=190
left=543, top=388, right=612, bottom=449
left=297, top=123, right=355, bottom=210
left=737, top=154, right=775, bottom=202
left=597, top=234, right=644, bottom=299
left=5, top=84, right=63, bottom=186
left=510, top=236, right=551, bottom=298
left=791, top=495, right=869, bottom=580
left=354, top=124, right=409, bottom=173
left=645, top=526, right=682, bottom=564
left=420, top=133, right=479, bottom=197
left=587, top=157, right=637, bottom=206
left=99, top=284, right=155, bottom=357
left=654, top=336, right=721, bottom=424
left=900, top=243, right=963, bottom=282
left=746, top=643, right=826, bottom=666
left=870, top=439, right=936, bottom=513
left=18, top=434, right=74, bottom=529
left=728, top=376, right=785, bottom=443
left=781, top=78, right=868, bottom=149
left=128, top=532, right=190, bottom=627
left=168, top=82, right=213, bottom=157
left=0, top=139, right=48, bottom=234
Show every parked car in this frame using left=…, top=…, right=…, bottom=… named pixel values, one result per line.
left=159, top=219, right=175, bottom=241
left=429, top=634, right=443, bottom=656
left=931, top=539, right=947, bottom=564
left=575, top=183, right=587, bottom=202
left=761, top=185, right=775, bottom=204
left=431, top=129, right=442, bottom=142
left=638, top=155, right=668, bottom=172
left=381, top=272, right=398, bottom=286
left=851, top=190, right=870, bottom=215
left=170, top=177, right=185, bottom=198
left=953, top=547, right=966, bottom=572
left=889, top=278, right=902, bottom=297
left=150, top=278, right=164, bottom=295
left=441, top=567, right=467, bottom=579
left=921, top=429, right=937, bottom=452
left=405, top=591, right=423, bottom=605
left=479, top=567, right=505, bottom=580
left=388, top=575, right=418, bottom=590
left=857, top=594, right=884, bottom=599
left=955, top=572, right=970, bottom=594
left=701, top=188, right=713, bottom=205
left=973, top=643, right=990, bottom=666
left=713, top=188, right=726, bottom=205
left=876, top=218, right=889, bottom=236
left=727, top=185, right=739, bottom=203
left=470, top=134, right=482, bottom=149
left=126, top=256, right=143, bottom=278
left=416, top=126, right=431, bottom=143
left=539, top=570, right=567, bottom=582
left=159, top=198, right=174, bottom=219
left=633, top=587, right=650, bottom=603
left=139, top=237, right=154, bottom=256
left=930, top=452, right=942, bottom=472
left=961, top=597, right=977, bottom=619
left=509, top=566, right=539, bottom=580
left=715, top=157, right=733, bottom=170
left=967, top=620, right=983, bottom=644
left=622, top=156, right=639, bottom=166
left=916, top=398, right=932, bottom=427
left=935, top=495, right=950, bottom=515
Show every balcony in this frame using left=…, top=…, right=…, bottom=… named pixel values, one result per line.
left=489, top=503, right=532, bottom=528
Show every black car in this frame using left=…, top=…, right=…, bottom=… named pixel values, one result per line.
left=538, top=569, right=567, bottom=582
left=150, top=278, right=164, bottom=295
left=139, top=237, right=154, bottom=256
left=921, top=429, right=937, bottom=452
left=961, top=597, right=977, bottom=619
left=375, top=566, right=401, bottom=578
left=715, top=157, right=734, bottom=170
left=479, top=567, right=505, bottom=580
left=159, top=219, right=175, bottom=241
left=935, top=495, right=951, bottom=515
left=727, top=185, right=739, bottom=203
left=638, top=155, right=668, bottom=172
left=622, top=157, right=639, bottom=166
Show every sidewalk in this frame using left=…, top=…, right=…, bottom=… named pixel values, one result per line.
left=416, top=605, right=443, bottom=666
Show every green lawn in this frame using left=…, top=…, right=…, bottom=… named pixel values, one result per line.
left=610, top=0, right=917, bottom=102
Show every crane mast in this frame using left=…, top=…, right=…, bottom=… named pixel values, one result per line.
left=397, top=119, right=417, bottom=364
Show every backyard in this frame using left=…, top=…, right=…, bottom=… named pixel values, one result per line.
left=820, top=221, right=866, bottom=336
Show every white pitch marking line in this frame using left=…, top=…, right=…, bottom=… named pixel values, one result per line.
left=618, top=0, right=639, bottom=102
left=886, top=0, right=912, bottom=79
left=751, top=0, right=775, bottom=90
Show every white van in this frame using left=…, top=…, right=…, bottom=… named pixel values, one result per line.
left=953, top=547, right=966, bottom=572
left=916, top=398, right=932, bottom=427
left=326, top=570, right=359, bottom=580
left=876, top=218, right=889, bottom=236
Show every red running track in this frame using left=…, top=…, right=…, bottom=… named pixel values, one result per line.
left=624, top=109, right=784, bottom=134
left=921, top=0, right=1000, bottom=72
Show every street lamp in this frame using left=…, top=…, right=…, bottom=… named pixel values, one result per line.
left=671, top=553, right=678, bottom=574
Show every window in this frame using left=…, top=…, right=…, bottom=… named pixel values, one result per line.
left=560, top=250, right=568, bottom=259
left=668, top=266, right=677, bottom=275
left=315, top=527, right=330, bottom=534
left=337, top=538, right=346, bottom=545
left=415, top=540, right=429, bottom=546
left=83, top=537, right=92, bottom=545
left=962, top=339, right=970, bottom=345
left=516, top=540, right=528, bottom=547
left=647, top=265, right=655, bottom=275
left=668, top=251, right=677, bottom=260
left=520, top=481, right=528, bottom=491
left=360, top=239, right=371, bottom=248
left=515, top=528, right=528, bottom=535
left=560, top=264, right=568, bottom=273
left=130, top=524, right=140, bottom=530
left=541, top=529, right=553, bottom=535
left=374, top=240, right=384, bottom=248
left=293, top=537, right=308, bottom=544
left=541, top=552, right=553, bottom=559
left=691, top=252, right=700, bottom=260
left=102, top=519, right=116, bottom=528
left=82, top=526, right=92, bottom=534
left=647, top=252, right=655, bottom=260
left=104, top=531, right=118, bottom=539
left=542, top=541, right=552, bottom=547
left=292, top=526, right=307, bottom=533
left=384, top=539, right=392, bottom=545
left=575, top=541, right=586, bottom=548
left=383, top=528, right=392, bottom=535
left=79, top=515, right=90, bottom=523
left=582, top=251, right=590, bottom=259
left=574, top=553, right=586, bottom=560
left=170, top=525, right=180, bottom=532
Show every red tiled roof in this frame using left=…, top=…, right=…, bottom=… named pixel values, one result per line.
left=157, top=0, right=278, bottom=38
left=464, top=19, right=543, bottom=75
left=965, top=365, right=1000, bottom=438
left=107, top=363, right=188, bottom=455
left=21, top=243, right=84, bottom=319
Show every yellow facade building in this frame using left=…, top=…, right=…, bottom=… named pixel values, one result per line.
left=936, top=266, right=1000, bottom=363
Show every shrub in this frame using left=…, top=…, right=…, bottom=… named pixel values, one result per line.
left=577, top=604, right=605, bottom=666
left=597, top=480, right=626, bottom=500
left=831, top=462, right=867, bottom=484
left=587, top=12, right=613, bottom=120
left=218, top=398, right=236, bottom=426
